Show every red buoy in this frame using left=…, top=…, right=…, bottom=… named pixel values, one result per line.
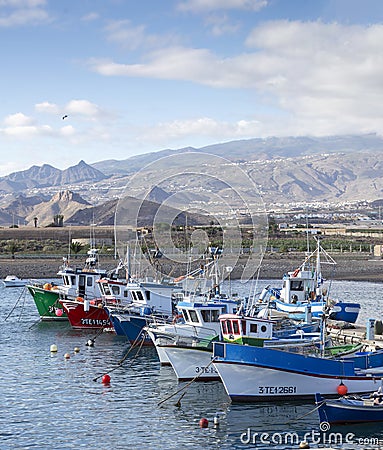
left=199, top=417, right=209, bottom=428
left=102, top=374, right=111, bottom=384
left=337, top=383, right=348, bottom=396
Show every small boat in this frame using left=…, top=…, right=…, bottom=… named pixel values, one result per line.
left=258, top=239, right=361, bottom=323
left=315, top=390, right=383, bottom=424
left=102, top=277, right=180, bottom=345
left=146, top=294, right=240, bottom=374
left=148, top=306, right=320, bottom=381
left=2, top=275, right=28, bottom=287
left=212, top=342, right=383, bottom=402
left=26, top=248, right=109, bottom=321
left=59, top=297, right=113, bottom=330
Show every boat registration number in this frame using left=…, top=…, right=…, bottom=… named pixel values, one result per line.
left=258, top=386, right=297, bottom=394
left=196, top=366, right=218, bottom=374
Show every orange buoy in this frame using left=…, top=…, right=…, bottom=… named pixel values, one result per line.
left=337, top=383, right=348, bottom=396
left=199, top=417, right=209, bottom=428
left=56, top=308, right=63, bottom=317
left=102, top=374, right=111, bottom=384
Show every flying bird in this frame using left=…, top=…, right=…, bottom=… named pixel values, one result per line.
left=62, top=115, right=68, bottom=120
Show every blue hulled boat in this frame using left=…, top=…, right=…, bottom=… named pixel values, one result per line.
left=212, top=342, right=383, bottom=402
left=257, top=239, right=360, bottom=323
left=315, top=391, right=383, bottom=424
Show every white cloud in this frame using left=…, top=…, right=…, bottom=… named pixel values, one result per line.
left=0, top=0, right=46, bottom=7
left=205, top=14, right=240, bottom=36
left=35, top=101, right=59, bottom=114
left=60, top=125, right=75, bottom=136
left=90, top=20, right=383, bottom=137
left=104, top=19, right=177, bottom=50
left=141, top=117, right=261, bottom=145
left=0, top=0, right=50, bottom=27
left=3, top=124, right=50, bottom=137
left=4, top=112, right=33, bottom=126
left=177, top=0, right=268, bottom=13
left=65, top=99, right=102, bottom=118
left=82, top=12, right=99, bottom=22
left=89, top=47, right=237, bottom=87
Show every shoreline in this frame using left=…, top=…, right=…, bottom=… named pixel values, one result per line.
left=1, top=253, right=383, bottom=282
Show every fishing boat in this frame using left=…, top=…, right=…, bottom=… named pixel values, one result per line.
left=26, top=248, right=109, bottom=321
left=107, top=247, right=230, bottom=346
left=59, top=296, right=113, bottom=330
left=315, top=390, right=383, bottom=424
left=258, top=239, right=360, bottom=323
left=149, top=306, right=322, bottom=381
left=212, top=342, right=383, bottom=402
left=2, top=275, right=29, bottom=287
left=103, top=277, right=179, bottom=344
left=146, top=294, right=240, bottom=370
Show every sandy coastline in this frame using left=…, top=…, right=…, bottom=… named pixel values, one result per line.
left=1, top=253, right=383, bottom=282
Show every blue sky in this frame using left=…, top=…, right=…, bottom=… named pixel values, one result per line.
left=1, top=0, right=383, bottom=176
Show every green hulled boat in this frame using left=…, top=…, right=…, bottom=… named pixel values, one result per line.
left=26, top=283, right=67, bottom=320
left=26, top=249, right=108, bottom=321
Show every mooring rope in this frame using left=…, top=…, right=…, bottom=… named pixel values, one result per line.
left=157, top=356, right=218, bottom=407
left=92, top=330, right=147, bottom=382
left=286, top=401, right=324, bottom=424
left=4, top=287, right=27, bottom=321
left=86, top=324, right=108, bottom=346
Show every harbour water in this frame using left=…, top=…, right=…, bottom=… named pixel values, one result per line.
left=1, top=279, right=383, bottom=449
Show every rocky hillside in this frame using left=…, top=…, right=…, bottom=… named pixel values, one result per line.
left=23, top=190, right=91, bottom=227
left=0, top=160, right=106, bottom=193
left=1, top=134, right=383, bottom=227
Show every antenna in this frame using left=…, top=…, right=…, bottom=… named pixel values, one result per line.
left=305, top=209, right=310, bottom=254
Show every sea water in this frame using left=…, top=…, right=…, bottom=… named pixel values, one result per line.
left=1, top=279, right=383, bottom=450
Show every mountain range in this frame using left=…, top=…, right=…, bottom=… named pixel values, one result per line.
left=1, top=134, right=383, bottom=227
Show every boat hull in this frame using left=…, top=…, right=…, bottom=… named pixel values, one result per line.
left=106, top=311, right=153, bottom=345
left=145, top=329, right=171, bottom=365
left=161, top=345, right=219, bottom=381
left=26, top=285, right=67, bottom=320
left=274, top=299, right=360, bottom=323
left=60, top=299, right=112, bottom=329
left=315, top=393, right=383, bottom=424
left=213, top=343, right=382, bottom=402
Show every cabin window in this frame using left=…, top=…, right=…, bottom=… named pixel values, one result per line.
left=201, top=310, right=211, bottom=322
left=226, top=320, right=233, bottom=334
left=87, top=277, right=93, bottom=287
left=101, top=284, right=110, bottom=295
left=241, top=320, right=246, bottom=335
left=145, top=291, right=151, bottom=300
left=181, top=310, right=189, bottom=321
left=189, top=310, right=199, bottom=323
left=261, top=325, right=267, bottom=333
left=291, top=280, right=304, bottom=291
left=136, top=291, right=144, bottom=301
left=123, top=290, right=128, bottom=298
left=250, top=323, right=258, bottom=333
left=111, top=285, right=120, bottom=295
left=221, top=321, right=228, bottom=334
left=131, top=291, right=137, bottom=301
left=211, top=310, right=220, bottom=322
left=232, top=320, right=240, bottom=335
